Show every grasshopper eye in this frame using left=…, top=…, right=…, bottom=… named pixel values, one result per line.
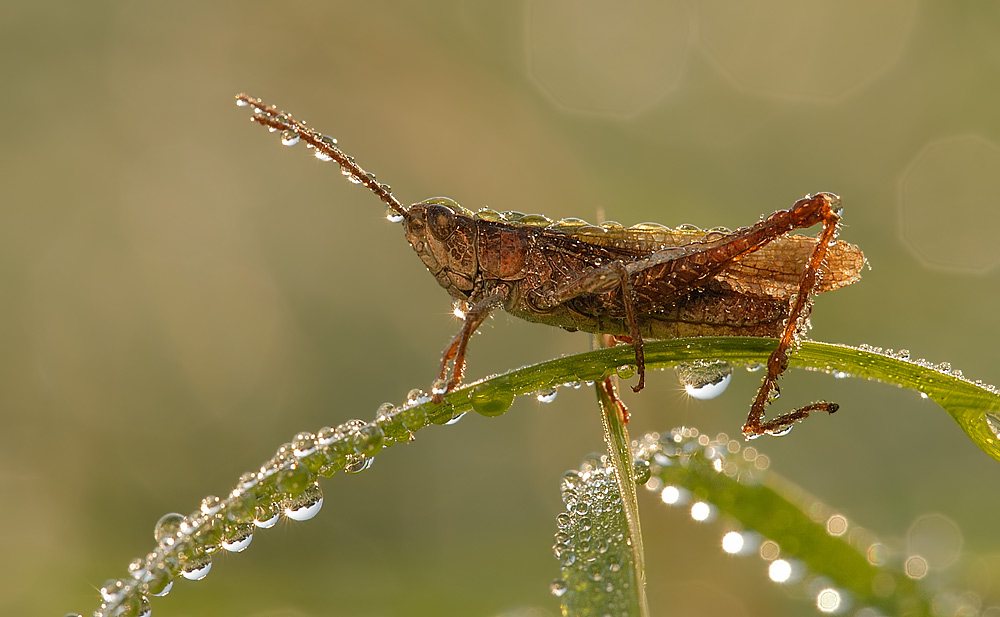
left=426, top=204, right=457, bottom=240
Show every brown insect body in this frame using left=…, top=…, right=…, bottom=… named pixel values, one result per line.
left=237, top=94, right=865, bottom=439
left=404, top=197, right=863, bottom=341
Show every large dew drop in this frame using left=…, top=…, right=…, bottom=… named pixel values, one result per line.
left=283, top=483, right=324, bottom=521
left=676, top=360, right=733, bottom=400
left=153, top=513, right=184, bottom=546
left=470, top=383, right=515, bottom=417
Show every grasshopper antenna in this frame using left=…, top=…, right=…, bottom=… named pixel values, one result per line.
left=235, top=93, right=408, bottom=220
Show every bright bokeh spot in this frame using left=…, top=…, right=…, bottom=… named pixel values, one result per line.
left=816, top=588, right=842, bottom=613
left=900, top=136, right=1000, bottom=273
left=722, top=531, right=745, bottom=554
left=661, top=485, right=681, bottom=505
left=905, top=555, right=929, bottom=579
left=768, top=559, right=792, bottom=583
left=691, top=501, right=711, bottom=521
left=826, top=514, right=848, bottom=536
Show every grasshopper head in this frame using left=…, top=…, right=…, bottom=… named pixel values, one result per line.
left=404, top=198, right=479, bottom=300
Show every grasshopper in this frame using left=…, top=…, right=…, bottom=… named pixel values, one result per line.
left=235, top=94, right=865, bottom=439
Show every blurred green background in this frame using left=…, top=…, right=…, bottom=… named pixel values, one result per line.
left=4, top=1, right=1000, bottom=615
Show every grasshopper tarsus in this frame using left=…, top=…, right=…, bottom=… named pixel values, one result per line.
left=237, top=95, right=865, bottom=438
left=743, top=400, right=840, bottom=439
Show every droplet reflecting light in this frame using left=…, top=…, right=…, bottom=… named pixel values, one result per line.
left=690, top=501, right=711, bottom=521
left=660, top=486, right=680, bottom=505
left=817, top=588, right=842, bottom=613
left=769, top=559, right=792, bottom=583
left=722, top=531, right=745, bottom=554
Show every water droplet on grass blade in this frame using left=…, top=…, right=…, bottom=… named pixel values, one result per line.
left=536, top=387, right=558, bottom=403
left=345, top=454, right=374, bottom=473
left=284, top=483, right=324, bottom=521
left=985, top=412, right=1000, bottom=440
left=677, top=360, right=733, bottom=399
left=550, top=578, right=568, bottom=597
left=470, top=382, right=514, bottom=417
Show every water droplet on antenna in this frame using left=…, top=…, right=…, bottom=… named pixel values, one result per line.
left=280, top=130, right=300, bottom=146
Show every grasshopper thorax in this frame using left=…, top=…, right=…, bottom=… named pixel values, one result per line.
left=404, top=198, right=480, bottom=301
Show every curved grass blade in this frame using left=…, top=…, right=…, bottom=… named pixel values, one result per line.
left=450, top=338, right=1000, bottom=463
left=74, top=337, right=998, bottom=615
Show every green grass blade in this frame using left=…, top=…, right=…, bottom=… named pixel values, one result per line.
left=594, top=381, right=648, bottom=617
left=446, top=338, right=1000, bottom=463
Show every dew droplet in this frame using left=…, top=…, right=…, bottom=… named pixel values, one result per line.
left=254, top=501, right=281, bottom=528
left=235, top=98, right=250, bottom=107
left=275, top=463, right=313, bottom=495
left=550, top=578, right=568, bottom=597
left=985, top=412, right=1000, bottom=440
left=284, top=483, right=324, bottom=521
left=721, top=531, right=745, bottom=554
left=616, top=364, right=636, bottom=380
left=677, top=360, right=733, bottom=400
left=536, top=387, right=558, bottom=403
left=660, top=486, right=681, bottom=505
left=280, top=130, right=300, bottom=146
left=136, top=595, right=152, bottom=617
left=386, top=208, right=404, bottom=223
left=633, top=459, right=651, bottom=484
left=768, top=559, right=792, bottom=583
left=221, top=524, right=254, bottom=552
left=470, top=383, right=515, bottom=417
left=180, top=555, right=212, bottom=581
left=99, top=578, right=125, bottom=604
left=904, top=555, right=928, bottom=579
left=153, top=513, right=184, bottom=546
left=690, top=501, right=712, bottom=521
left=315, top=151, right=333, bottom=162
left=344, top=454, right=374, bottom=473
left=144, top=565, right=173, bottom=597
left=816, top=588, right=842, bottom=613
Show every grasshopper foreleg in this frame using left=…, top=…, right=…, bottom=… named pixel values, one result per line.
left=433, top=287, right=508, bottom=403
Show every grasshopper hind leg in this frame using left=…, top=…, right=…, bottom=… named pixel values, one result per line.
left=742, top=194, right=843, bottom=439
